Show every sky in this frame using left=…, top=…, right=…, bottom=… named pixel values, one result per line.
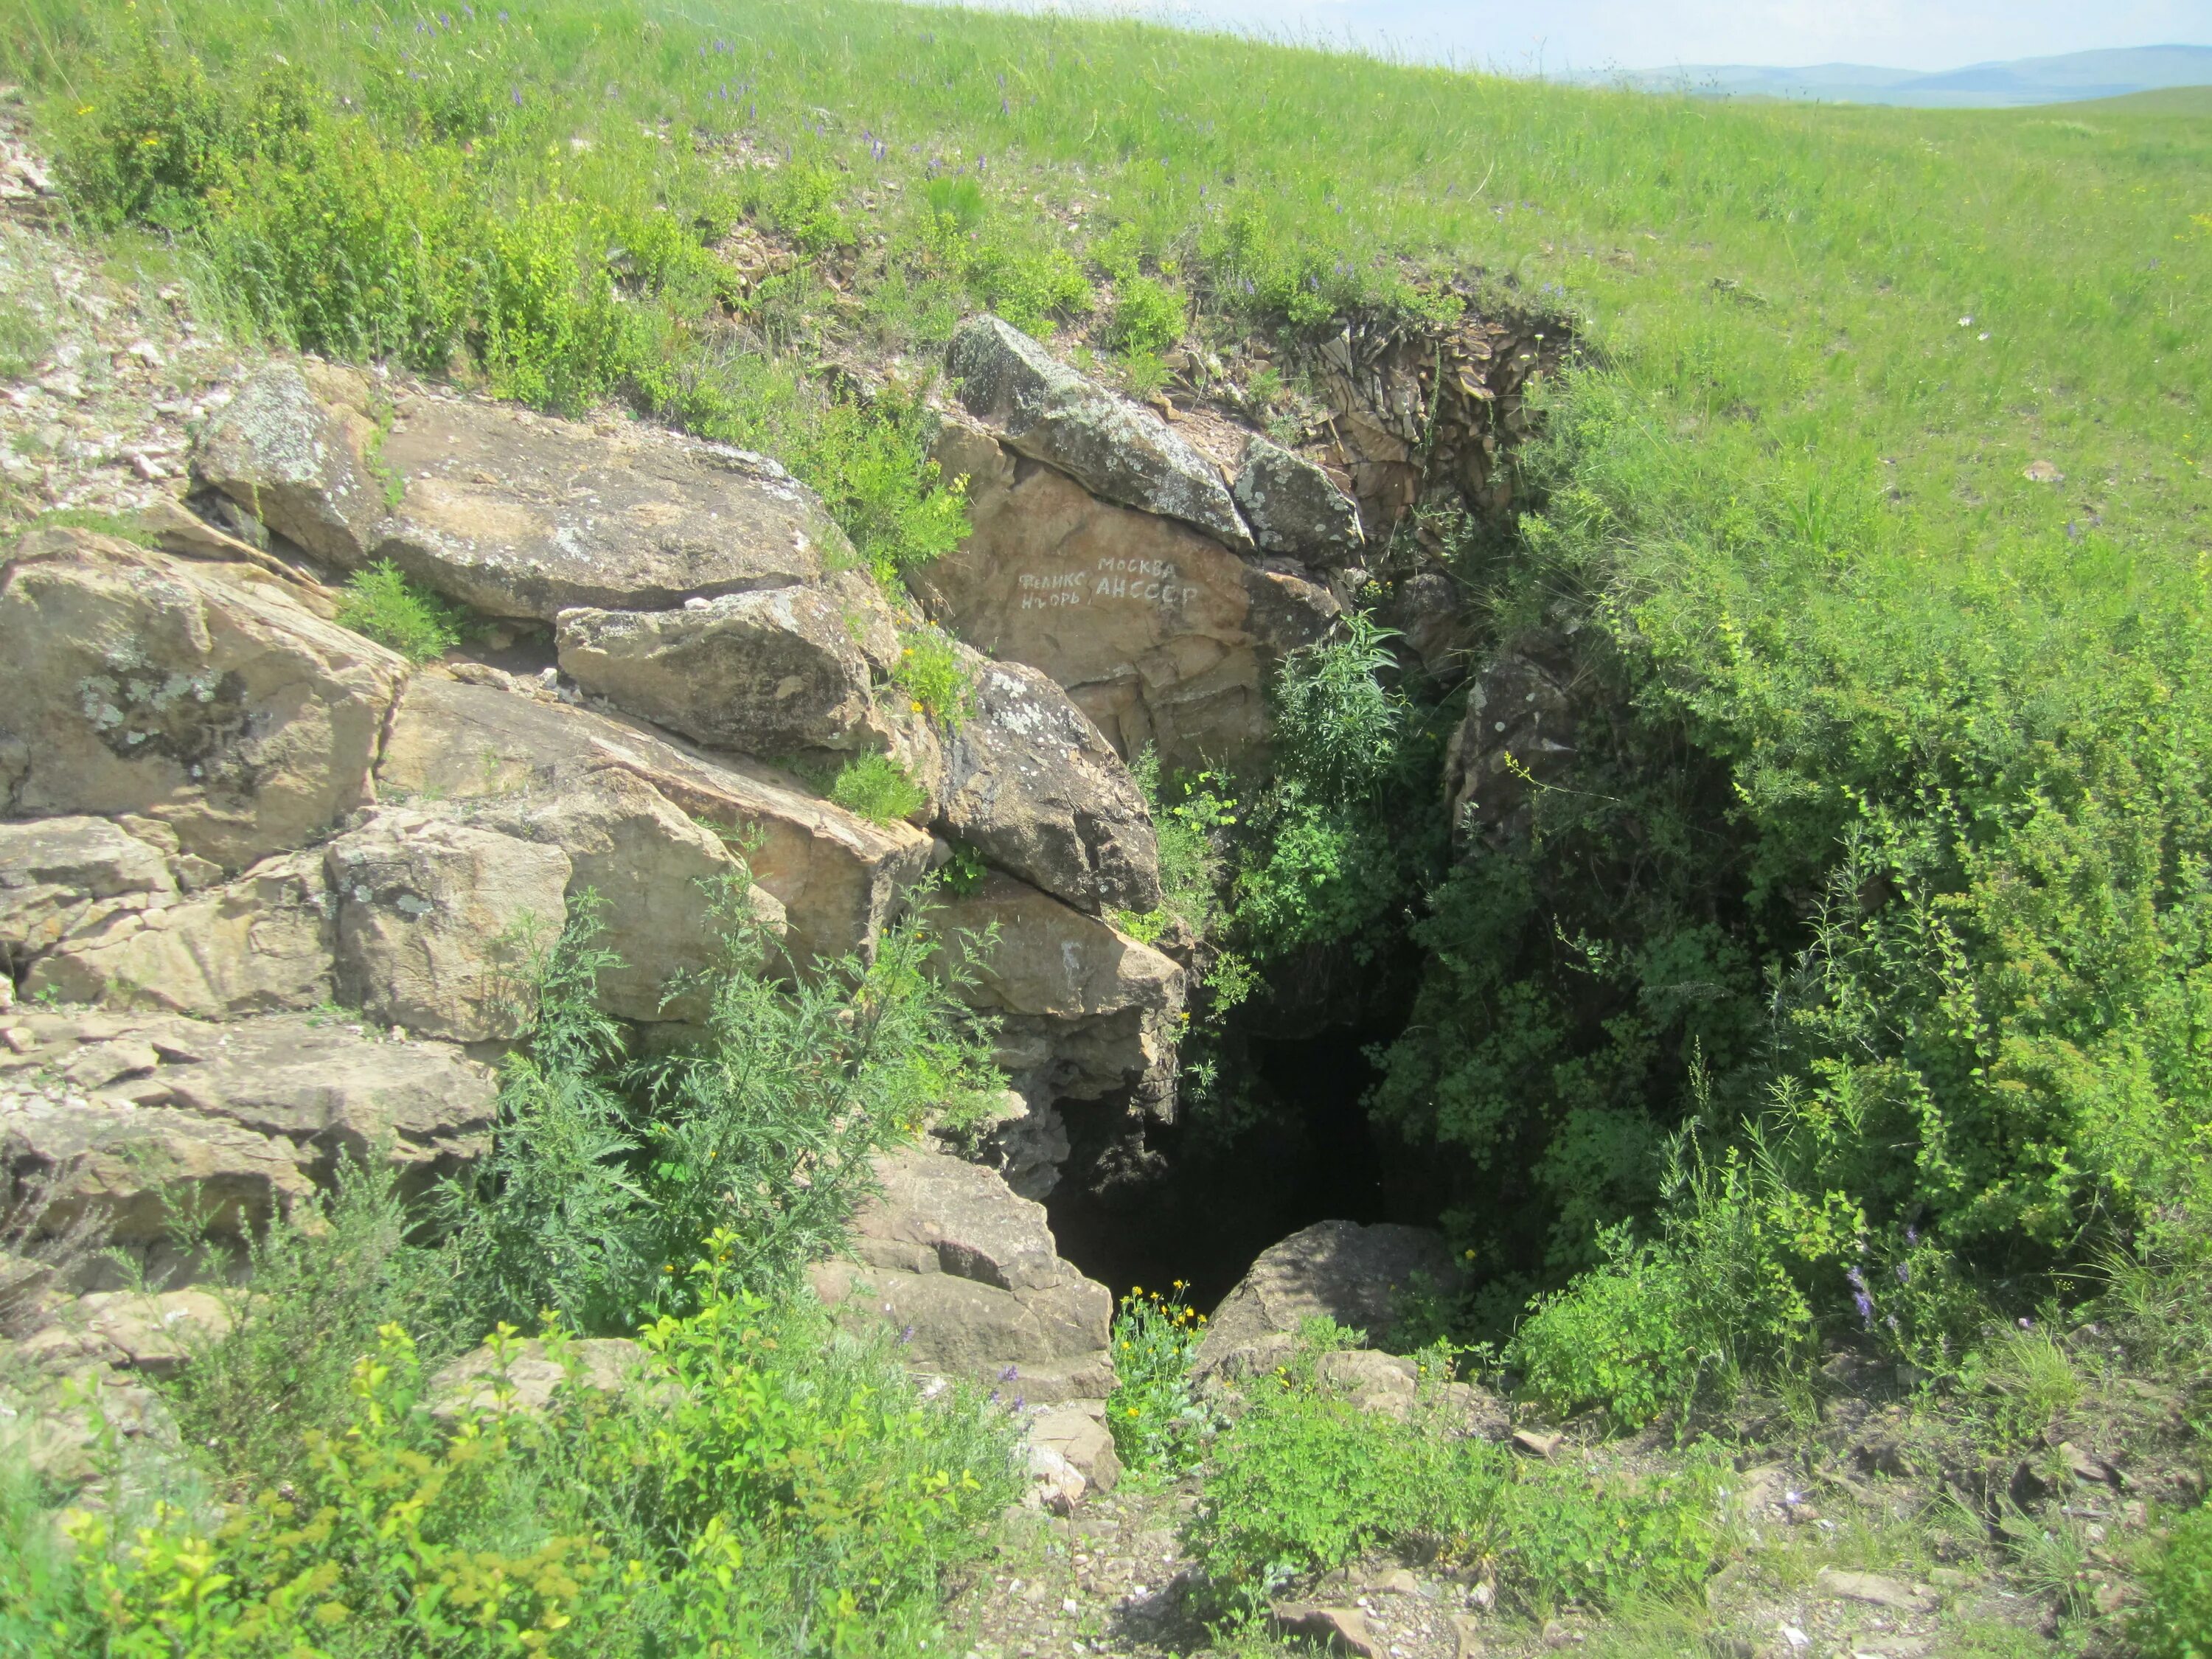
left=1018, top=0, right=2212, bottom=74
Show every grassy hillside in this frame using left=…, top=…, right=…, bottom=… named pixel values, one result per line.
left=10, top=0, right=2212, bottom=1310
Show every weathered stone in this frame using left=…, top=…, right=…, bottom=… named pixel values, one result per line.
left=1315, top=1348, right=1419, bottom=1419
left=1233, top=435, right=1364, bottom=562
left=1026, top=1399, right=1119, bottom=1512
left=1443, top=641, right=1582, bottom=851
left=933, top=1088, right=1070, bottom=1203
left=915, top=416, right=1338, bottom=772
left=555, top=584, right=883, bottom=756
left=467, top=770, right=776, bottom=1023
left=808, top=1144, right=1114, bottom=1403
left=326, top=810, right=571, bottom=1043
left=1268, top=1603, right=1382, bottom=1658
left=0, top=816, right=176, bottom=969
left=1381, top=568, right=1474, bottom=683
left=1813, top=1568, right=1936, bottom=1613
left=948, top=315, right=1252, bottom=549
left=375, top=674, right=928, bottom=967
left=429, top=1336, right=646, bottom=1420
left=195, top=361, right=848, bottom=617
left=928, top=873, right=1183, bottom=1106
left=0, top=1009, right=495, bottom=1197
left=0, top=529, right=403, bottom=870
left=24, top=850, right=335, bottom=1018
left=1195, top=1220, right=1459, bottom=1372
left=60, top=1287, right=231, bottom=1379
left=939, top=655, right=1161, bottom=914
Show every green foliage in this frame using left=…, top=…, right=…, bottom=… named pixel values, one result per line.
left=0, top=294, right=49, bottom=382
left=1106, top=1281, right=1212, bottom=1473
left=1103, top=274, right=1183, bottom=358
left=1270, top=612, right=1406, bottom=808
left=170, top=1158, right=439, bottom=1489
left=73, top=1326, right=617, bottom=1658
left=940, top=841, right=988, bottom=894
left=0, top=1458, right=95, bottom=1657
left=334, top=560, right=467, bottom=663
left=830, top=751, right=928, bottom=825
left=1192, top=1348, right=1725, bottom=1615
left=892, top=625, right=978, bottom=728
left=1132, top=749, right=1235, bottom=943
left=2136, top=1506, right=2212, bottom=1659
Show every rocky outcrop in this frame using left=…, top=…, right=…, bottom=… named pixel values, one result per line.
left=1441, top=641, right=1583, bottom=851
left=24, top=849, right=335, bottom=1018
left=916, top=411, right=1338, bottom=772
left=1233, top=435, right=1365, bottom=563
left=1, top=1009, right=497, bottom=1247
left=1194, top=1219, right=1459, bottom=1374
left=809, top=1144, right=1114, bottom=1404
left=376, top=672, right=927, bottom=971
left=429, top=1336, right=646, bottom=1420
left=0, top=527, right=403, bottom=871
left=1, top=816, right=178, bottom=972
left=325, top=810, right=572, bottom=1043
left=929, top=872, right=1183, bottom=1108
left=556, top=583, right=891, bottom=757
left=948, top=316, right=1252, bottom=550
left=939, top=657, right=1161, bottom=914
left=195, top=361, right=846, bottom=618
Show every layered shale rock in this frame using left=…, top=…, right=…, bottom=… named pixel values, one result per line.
left=195, top=361, right=845, bottom=617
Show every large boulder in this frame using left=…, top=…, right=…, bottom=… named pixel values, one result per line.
left=375, top=672, right=929, bottom=970
left=555, top=584, right=885, bottom=757
left=1232, top=436, right=1365, bottom=563
left=808, top=1144, right=1113, bottom=1404
left=325, top=810, right=573, bottom=1043
left=194, top=361, right=846, bottom=618
left=23, top=850, right=335, bottom=1018
left=0, top=529, right=403, bottom=872
left=1194, top=1220, right=1459, bottom=1374
left=939, top=657, right=1161, bottom=915
left=1442, top=641, right=1582, bottom=852
left=0, top=817, right=177, bottom=972
left=929, top=872, right=1183, bottom=1107
left=914, top=414, right=1338, bottom=772
left=947, top=316, right=1253, bottom=549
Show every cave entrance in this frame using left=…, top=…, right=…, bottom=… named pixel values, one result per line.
left=1045, top=1018, right=1433, bottom=1315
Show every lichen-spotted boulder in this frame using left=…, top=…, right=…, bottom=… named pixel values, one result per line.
left=194, top=361, right=846, bottom=618
left=947, top=315, right=1253, bottom=550
left=0, top=529, right=403, bottom=872
left=0, top=817, right=178, bottom=973
left=1232, top=434, right=1364, bottom=563
left=938, top=655, right=1161, bottom=915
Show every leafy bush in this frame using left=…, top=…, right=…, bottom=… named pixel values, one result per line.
left=1270, top=611, right=1406, bottom=808
left=893, top=625, right=978, bottom=728
left=830, top=751, right=928, bottom=825
left=1104, top=274, right=1183, bottom=358
left=1192, top=1349, right=1724, bottom=1615
left=2136, top=1506, right=2212, bottom=1659
left=1107, top=1281, right=1212, bottom=1473
left=0, top=1458, right=94, bottom=1656
left=0, top=294, right=49, bottom=382
left=334, top=560, right=468, bottom=663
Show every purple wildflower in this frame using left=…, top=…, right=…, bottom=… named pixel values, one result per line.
left=1000, top=1364, right=1020, bottom=1382
left=1905, top=1225, right=1919, bottom=1246
left=1894, top=1262, right=1910, bottom=1285
left=899, top=1323, right=914, bottom=1346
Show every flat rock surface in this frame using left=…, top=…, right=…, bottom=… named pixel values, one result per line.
left=1196, top=1219, right=1459, bottom=1370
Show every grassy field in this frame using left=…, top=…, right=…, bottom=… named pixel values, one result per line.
left=7, top=0, right=2212, bottom=1363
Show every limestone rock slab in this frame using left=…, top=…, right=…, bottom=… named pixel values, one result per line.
left=325, top=810, right=571, bottom=1043
left=0, top=529, right=403, bottom=871
left=196, top=361, right=847, bottom=618
left=0, top=816, right=176, bottom=969
left=949, top=316, right=1251, bottom=549
left=914, top=415, right=1338, bottom=772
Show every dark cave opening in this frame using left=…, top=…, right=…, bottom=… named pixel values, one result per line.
left=1046, top=1018, right=1440, bottom=1315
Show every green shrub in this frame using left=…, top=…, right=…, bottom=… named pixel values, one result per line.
left=1107, top=1281, right=1212, bottom=1473
left=893, top=625, right=978, bottom=728
left=2136, top=1506, right=2212, bottom=1659
left=1192, top=1352, right=1724, bottom=1614
left=1270, top=611, right=1406, bottom=808
left=830, top=751, right=928, bottom=824
left=0, top=295, right=49, bottom=382
left=0, top=1457, right=95, bottom=1657
left=335, top=560, right=468, bottom=663
left=1103, top=274, right=1183, bottom=358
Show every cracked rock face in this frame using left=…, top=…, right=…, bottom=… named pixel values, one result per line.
left=938, top=654, right=1162, bottom=915
left=0, top=527, right=403, bottom=872
left=325, top=809, right=573, bottom=1044
left=948, top=314, right=1253, bottom=550
left=194, top=360, right=849, bottom=619
left=808, top=1144, right=1114, bottom=1404
left=915, top=413, right=1338, bottom=773
left=1194, top=1219, right=1459, bottom=1372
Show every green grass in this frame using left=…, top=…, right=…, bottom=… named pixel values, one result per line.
left=828, top=750, right=928, bottom=824
left=335, top=558, right=469, bottom=661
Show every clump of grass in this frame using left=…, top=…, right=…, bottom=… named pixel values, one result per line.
left=829, top=751, right=928, bottom=825
left=892, top=625, right=978, bottom=728
left=1103, top=272, right=1183, bottom=358
left=335, top=559, right=467, bottom=662
left=0, top=293, right=49, bottom=380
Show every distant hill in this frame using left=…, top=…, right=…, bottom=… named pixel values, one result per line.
left=1591, top=44, right=2212, bottom=108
